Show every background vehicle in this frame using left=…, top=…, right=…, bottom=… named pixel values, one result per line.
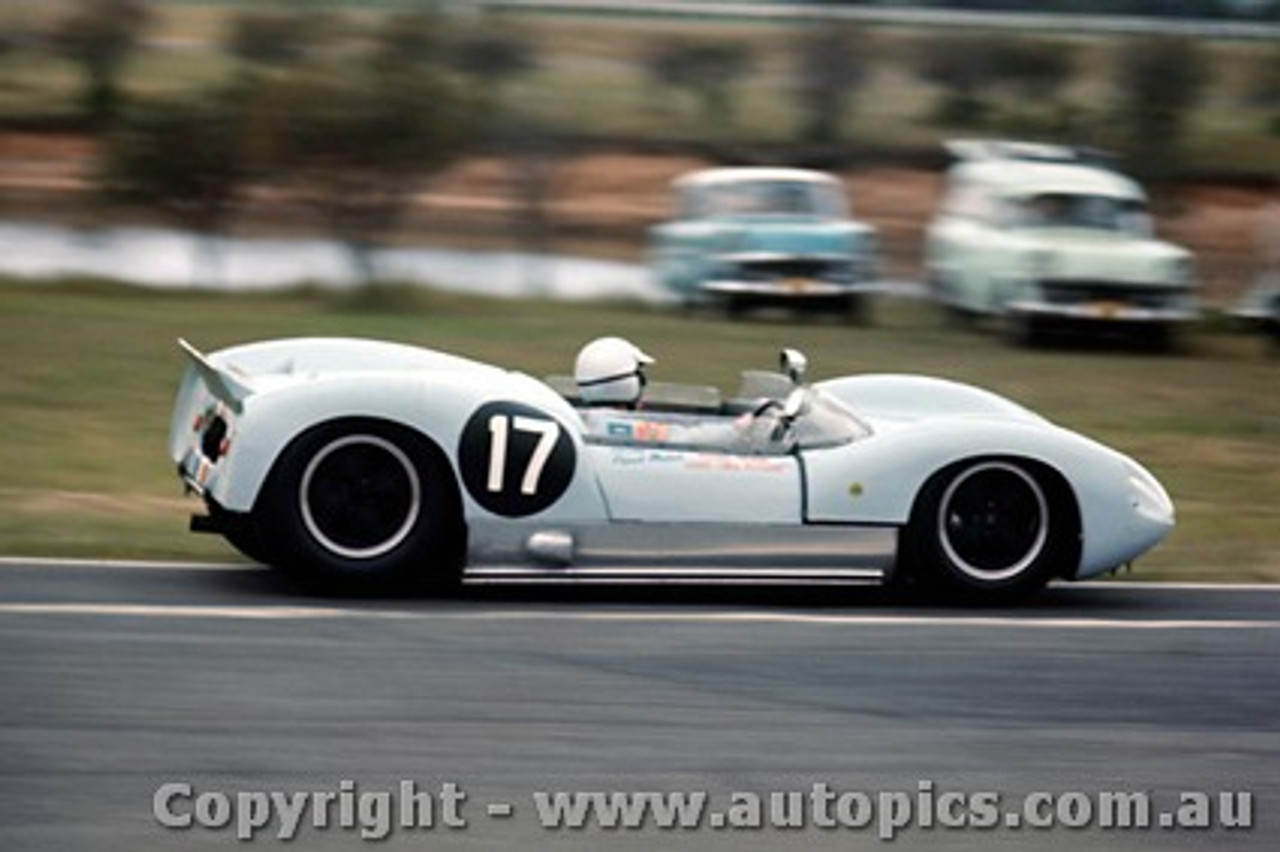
left=170, top=338, right=1174, bottom=603
left=648, top=167, right=879, bottom=318
left=924, top=140, right=1198, bottom=345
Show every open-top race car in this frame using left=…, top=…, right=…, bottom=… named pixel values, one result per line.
left=169, top=337, right=1174, bottom=602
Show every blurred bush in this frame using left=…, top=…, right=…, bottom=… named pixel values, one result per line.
left=640, top=37, right=755, bottom=128
left=100, top=8, right=487, bottom=286
left=1111, top=36, right=1210, bottom=183
left=791, top=24, right=873, bottom=145
left=51, top=0, right=151, bottom=126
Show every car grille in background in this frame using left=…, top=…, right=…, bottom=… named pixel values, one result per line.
left=737, top=259, right=855, bottom=282
left=1040, top=281, right=1180, bottom=308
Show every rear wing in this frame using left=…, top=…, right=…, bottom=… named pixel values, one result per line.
left=178, top=339, right=255, bottom=413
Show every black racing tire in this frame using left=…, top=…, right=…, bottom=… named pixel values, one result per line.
left=252, top=419, right=465, bottom=595
left=903, top=459, right=1076, bottom=603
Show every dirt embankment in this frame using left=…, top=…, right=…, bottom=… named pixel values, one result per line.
left=0, top=132, right=1271, bottom=300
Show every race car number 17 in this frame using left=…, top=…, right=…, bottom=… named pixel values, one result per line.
left=487, top=414, right=559, bottom=496
left=459, top=401, right=576, bottom=517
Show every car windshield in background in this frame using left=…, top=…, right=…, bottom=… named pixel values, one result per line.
left=701, top=180, right=846, bottom=219
left=1009, top=193, right=1150, bottom=235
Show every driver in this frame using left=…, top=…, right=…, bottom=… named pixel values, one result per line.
left=574, top=336, right=654, bottom=410
left=573, top=337, right=793, bottom=453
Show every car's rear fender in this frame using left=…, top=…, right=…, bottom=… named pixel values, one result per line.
left=180, top=369, right=608, bottom=524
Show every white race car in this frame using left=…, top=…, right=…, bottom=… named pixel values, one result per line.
left=169, top=338, right=1174, bottom=601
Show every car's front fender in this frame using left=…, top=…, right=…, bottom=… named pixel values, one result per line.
left=802, top=418, right=1173, bottom=578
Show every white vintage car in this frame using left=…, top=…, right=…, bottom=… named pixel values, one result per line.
left=169, top=337, right=1174, bottom=602
left=648, top=167, right=879, bottom=317
left=924, top=140, right=1198, bottom=344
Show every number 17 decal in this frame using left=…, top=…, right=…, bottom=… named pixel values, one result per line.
left=460, top=401, right=576, bottom=517
left=487, top=414, right=560, bottom=496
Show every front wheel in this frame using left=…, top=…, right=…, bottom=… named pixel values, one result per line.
left=903, top=460, right=1074, bottom=603
left=253, top=419, right=465, bottom=594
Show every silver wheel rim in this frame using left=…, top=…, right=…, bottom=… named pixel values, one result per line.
left=937, top=461, right=1049, bottom=583
left=299, top=434, right=421, bottom=560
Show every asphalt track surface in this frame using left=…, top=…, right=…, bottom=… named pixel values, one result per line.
left=1, top=558, right=1277, bottom=851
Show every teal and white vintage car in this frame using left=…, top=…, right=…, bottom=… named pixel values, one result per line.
left=648, top=167, right=879, bottom=317
left=924, top=141, right=1198, bottom=344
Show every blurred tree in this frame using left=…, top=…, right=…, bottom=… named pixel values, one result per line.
left=101, top=92, right=246, bottom=285
left=641, top=37, right=755, bottom=128
left=448, top=25, right=538, bottom=104
left=990, top=39, right=1076, bottom=103
left=51, top=0, right=151, bottom=127
left=371, top=10, right=444, bottom=75
left=1246, top=43, right=1280, bottom=103
left=443, top=18, right=543, bottom=269
left=791, top=24, right=872, bottom=144
left=915, top=34, right=1002, bottom=126
left=1112, top=36, right=1209, bottom=182
left=493, top=113, right=563, bottom=293
left=94, top=9, right=483, bottom=289
left=919, top=0, right=1234, bottom=14
left=258, top=59, right=479, bottom=285
left=989, top=38, right=1080, bottom=136
left=916, top=34, right=1078, bottom=131
left=1243, top=43, right=1280, bottom=135
left=227, top=8, right=339, bottom=68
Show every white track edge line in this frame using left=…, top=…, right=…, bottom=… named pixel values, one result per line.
left=1, top=602, right=1278, bottom=630
left=1, top=557, right=1278, bottom=591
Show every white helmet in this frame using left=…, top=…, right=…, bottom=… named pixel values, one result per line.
left=574, top=337, right=654, bottom=406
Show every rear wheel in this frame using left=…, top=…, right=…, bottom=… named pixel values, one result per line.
left=904, top=460, right=1073, bottom=602
left=253, top=419, right=464, bottom=594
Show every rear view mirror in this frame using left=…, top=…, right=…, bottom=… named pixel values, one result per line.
left=780, top=348, right=808, bottom=385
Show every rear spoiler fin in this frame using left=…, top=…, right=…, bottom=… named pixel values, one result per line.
left=178, top=338, right=255, bottom=413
